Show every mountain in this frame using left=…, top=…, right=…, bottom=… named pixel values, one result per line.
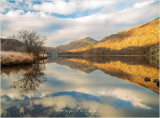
left=1, top=38, right=23, bottom=51
left=56, top=37, right=97, bottom=51
left=68, top=18, right=159, bottom=55
left=45, top=37, right=97, bottom=55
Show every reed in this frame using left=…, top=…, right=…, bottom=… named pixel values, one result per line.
left=1, top=51, right=48, bottom=66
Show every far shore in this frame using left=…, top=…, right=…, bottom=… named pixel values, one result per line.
left=58, top=55, right=146, bottom=57
left=1, top=51, right=48, bottom=66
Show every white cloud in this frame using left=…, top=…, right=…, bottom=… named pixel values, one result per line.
left=107, top=88, right=152, bottom=110
left=78, top=0, right=116, bottom=11
left=134, top=0, right=154, bottom=8
left=32, top=0, right=116, bottom=15
left=103, top=0, right=159, bottom=24
left=33, top=0, right=77, bottom=15
left=5, top=10, right=24, bottom=17
left=0, top=0, right=159, bottom=47
left=1, top=10, right=59, bottom=37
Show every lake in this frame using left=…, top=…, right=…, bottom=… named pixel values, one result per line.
left=1, top=56, right=159, bottom=117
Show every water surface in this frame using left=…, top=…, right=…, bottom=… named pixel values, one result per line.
left=1, top=56, right=159, bottom=117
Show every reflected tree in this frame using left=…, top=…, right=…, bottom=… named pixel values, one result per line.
left=10, top=63, right=47, bottom=93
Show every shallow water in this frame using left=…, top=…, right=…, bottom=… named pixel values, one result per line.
left=1, top=56, right=159, bottom=117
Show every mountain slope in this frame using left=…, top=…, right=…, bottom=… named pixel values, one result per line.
left=45, top=37, right=97, bottom=55
left=1, top=38, right=23, bottom=51
left=70, top=18, right=159, bottom=53
left=56, top=37, right=97, bottom=51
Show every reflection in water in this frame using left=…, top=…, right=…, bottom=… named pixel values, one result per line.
left=1, top=56, right=159, bottom=117
left=1, top=65, right=33, bottom=76
left=10, top=63, right=47, bottom=93
left=1, top=90, right=159, bottom=117
left=56, top=56, right=159, bottom=93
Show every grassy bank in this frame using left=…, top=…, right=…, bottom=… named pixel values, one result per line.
left=1, top=51, right=48, bottom=66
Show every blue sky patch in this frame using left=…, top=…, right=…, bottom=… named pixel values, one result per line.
left=116, top=2, right=134, bottom=10
left=52, top=7, right=102, bottom=18
left=40, top=24, right=64, bottom=33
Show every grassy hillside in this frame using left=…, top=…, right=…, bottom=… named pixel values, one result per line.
left=57, top=37, right=97, bottom=51
left=45, top=37, right=97, bottom=55
left=70, top=18, right=159, bottom=53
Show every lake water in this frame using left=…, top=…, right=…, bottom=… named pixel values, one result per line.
left=1, top=56, right=159, bottom=117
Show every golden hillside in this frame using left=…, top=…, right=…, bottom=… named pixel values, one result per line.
left=70, top=18, right=159, bottom=52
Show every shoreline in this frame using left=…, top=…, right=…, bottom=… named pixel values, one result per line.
left=1, top=51, right=48, bottom=66
left=58, top=55, right=146, bottom=57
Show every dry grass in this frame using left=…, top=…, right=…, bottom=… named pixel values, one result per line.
left=1, top=51, right=48, bottom=66
left=1, top=52, right=49, bottom=66
left=39, top=54, right=48, bottom=59
left=1, top=51, right=35, bottom=66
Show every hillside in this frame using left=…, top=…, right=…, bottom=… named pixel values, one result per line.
left=45, top=37, right=97, bottom=55
left=1, top=38, right=23, bottom=52
left=69, top=18, right=159, bottom=55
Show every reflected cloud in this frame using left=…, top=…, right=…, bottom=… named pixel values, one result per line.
left=107, top=88, right=152, bottom=110
left=1, top=90, right=159, bottom=117
left=1, top=57, right=159, bottom=117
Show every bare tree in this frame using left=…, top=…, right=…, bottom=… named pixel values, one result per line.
left=9, top=29, right=47, bottom=58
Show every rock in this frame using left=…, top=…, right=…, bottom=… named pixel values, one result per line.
left=144, top=77, right=151, bottom=82
left=153, top=79, right=159, bottom=83
left=156, top=81, right=159, bottom=87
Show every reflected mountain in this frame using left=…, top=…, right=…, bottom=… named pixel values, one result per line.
left=9, top=63, right=47, bottom=94
left=53, top=56, right=159, bottom=93
left=47, top=56, right=97, bottom=73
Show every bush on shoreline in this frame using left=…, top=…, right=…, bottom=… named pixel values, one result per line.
left=1, top=51, right=48, bottom=66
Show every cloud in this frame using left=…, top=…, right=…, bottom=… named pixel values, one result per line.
left=106, top=88, right=156, bottom=110
left=1, top=92, right=159, bottom=117
left=1, top=10, right=60, bottom=37
left=32, top=0, right=115, bottom=15
left=77, top=0, right=116, bottom=11
left=34, top=96, right=77, bottom=109
left=0, top=0, right=159, bottom=47
left=5, top=10, right=24, bottom=17
left=33, top=0, right=77, bottom=15
left=134, top=0, right=154, bottom=8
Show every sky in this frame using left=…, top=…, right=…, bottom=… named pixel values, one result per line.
left=0, top=0, right=159, bottom=47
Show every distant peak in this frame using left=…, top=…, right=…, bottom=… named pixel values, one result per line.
left=81, top=37, right=97, bottom=42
